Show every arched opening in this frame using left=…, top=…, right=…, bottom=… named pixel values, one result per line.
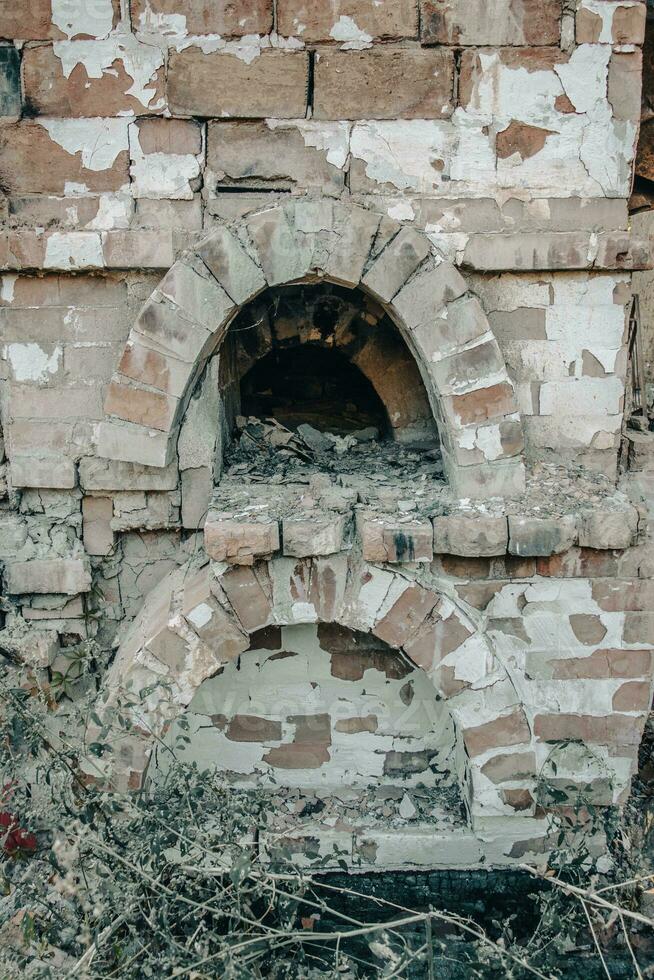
left=218, top=282, right=439, bottom=451
left=240, top=345, right=390, bottom=436
left=153, top=621, right=467, bottom=868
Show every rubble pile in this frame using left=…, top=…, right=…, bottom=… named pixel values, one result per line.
left=224, top=416, right=444, bottom=484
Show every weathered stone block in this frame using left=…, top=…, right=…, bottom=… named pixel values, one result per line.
left=362, top=228, right=431, bottom=303
left=5, top=557, right=91, bottom=595
left=218, top=564, right=274, bottom=632
left=480, top=751, right=537, bottom=784
left=117, top=340, right=192, bottom=400
left=449, top=383, right=517, bottom=427
left=82, top=496, right=115, bottom=557
left=314, top=48, right=455, bottom=120
left=246, top=205, right=314, bottom=286
left=22, top=41, right=165, bottom=117
left=431, top=340, right=507, bottom=393
left=136, top=118, right=202, bottom=155
left=508, top=515, right=577, bottom=557
left=420, top=0, right=561, bottom=45
left=133, top=295, right=212, bottom=364
left=206, top=120, right=347, bottom=196
left=373, top=585, right=441, bottom=648
left=578, top=506, right=639, bottom=550
left=181, top=466, right=211, bottom=530
left=609, top=50, right=644, bottom=124
left=283, top=514, right=347, bottom=558
left=183, top=595, right=249, bottom=663
left=550, top=649, right=653, bottom=681
left=278, top=0, right=418, bottom=40
left=0, top=120, right=129, bottom=195
left=168, top=49, right=309, bottom=118
left=433, top=514, right=508, bottom=558
left=196, top=225, right=267, bottom=306
left=205, top=515, right=280, bottom=565
left=358, top=514, right=434, bottom=563
left=131, top=0, right=273, bottom=36
left=102, top=230, right=175, bottom=269
left=105, top=381, right=179, bottom=432
left=10, top=455, right=76, bottom=490
left=79, top=457, right=179, bottom=491
left=96, top=419, right=176, bottom=468
left=0, top=46, right=20, bottom=118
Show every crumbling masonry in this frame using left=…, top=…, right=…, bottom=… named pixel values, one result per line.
left=1, top=0, right=654, bottom=872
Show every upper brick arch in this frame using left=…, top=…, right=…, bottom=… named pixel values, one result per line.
left=98, top=198, right=525, bottom=497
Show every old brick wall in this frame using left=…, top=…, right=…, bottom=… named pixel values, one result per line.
left=0, top=0, right=653, bottom=870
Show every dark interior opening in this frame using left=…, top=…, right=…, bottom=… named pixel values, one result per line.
left=239, top=344, right=390, bottom=435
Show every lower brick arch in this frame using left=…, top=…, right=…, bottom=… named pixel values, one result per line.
left=97, top=197, right=525, bottom=498
left=90, top=552, right=544, bottom=863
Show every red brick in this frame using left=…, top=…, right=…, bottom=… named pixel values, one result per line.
left=569, top=614, right=607, bottom=646
left=277, top=0, right=418, bottom=40
left=218, top=565, right=273, bottom=632
left=130, top=0, right=272, bottom=36
left=612, top=681, right=652, bottom=713
left=592, top=580, right=654, bottom=613
left=168, top=49, right=309, bottom=118
left=22, top=43, right=164, bottom=117
left=403, top=612, right=473, bottom=673
left=463, top=708, right=531, bottom=757
left=313, top=48, right=455, bottom=121
left=480, top=751, right=537, bottom=783
left=450, top=383, right=517, bottom=426
left=502, top=788, right=534, bottom=811
left=534, top=713, right=645, bottom=745
left=0, top=122, right=129, bottom=195
left=536, top=549, right=622, bottom=579
left=373, top=586, right=441, bottom=649
left=226, top=715, right=282, bottom=742
left=623, top=612, right=654, bottom=645
left=550, top=648, right=653, bottom=680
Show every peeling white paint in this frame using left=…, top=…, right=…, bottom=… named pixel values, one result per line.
left=87, top=193, right=132, bottom=229
left=387, top=201, right=416, bottom=222
left=129, top=121, right=201, bottom=201
left=173, top=32, right=304, bottom=60
left=474, top=423, right=505, bottom=461
left=555, top=44, right=611, bottom=115
left=266, top=119, right=351, bottom=170
left=44, top=232, right=104, bottom=270
left=329, top=15, right=373, bottom=50
left=186, top=603, right=213, bottom=629
left=39, top=118, right=129, bottom=171
left=1, top=275, right=17, bottom=304
left=53, top=35, right=165, bottom=111
left=51, top=0, right=116, bottom=40
left=5, top=343, right=61, bottom=382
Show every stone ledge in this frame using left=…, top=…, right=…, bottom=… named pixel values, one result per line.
left=202, top=468, right=642, bottom=565
left=0, top=227, right=650, bottom=272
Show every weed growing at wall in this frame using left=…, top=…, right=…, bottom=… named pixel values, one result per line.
left=1, top=654, right=653, bottom=979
